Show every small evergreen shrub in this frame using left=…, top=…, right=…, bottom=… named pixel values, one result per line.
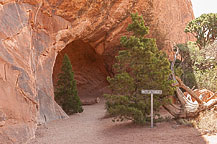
left=55, top=54, right=83, bottom=114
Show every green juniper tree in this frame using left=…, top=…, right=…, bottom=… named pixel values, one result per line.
left=55, top=54, right=83, bottom=115
left=183, top=13, right=217, bottom=90
left=185, top=13, right=217, bottom=49
left=104, top=13, right=174, bottom=125
left=175, top=42, right=217, bottom=91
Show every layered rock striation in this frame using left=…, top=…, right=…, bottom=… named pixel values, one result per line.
left=0, top=0, right=194, bottom=143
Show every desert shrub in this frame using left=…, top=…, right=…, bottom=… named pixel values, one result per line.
left=185, top=13, right=217, bottom=49
left=176, top=42, right=217, bottom=91
left=104, top=13, right=174, bottom=125
left=192, top=108, right=217, bottom=133
left=55, top=54, right=83, bottom=115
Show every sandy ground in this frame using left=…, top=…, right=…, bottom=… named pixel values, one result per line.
left=28, top=101, right=216, bottom=144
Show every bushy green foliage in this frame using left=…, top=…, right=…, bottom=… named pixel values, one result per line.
left=185, top=13, right=217, bottom=49
left=174, top=43, right=198, bottom=88
left=55, top=54, right=83, bottom=115
left=104, top=13, right=174, bottom=125
left=176, top=42, right=217, bottom=91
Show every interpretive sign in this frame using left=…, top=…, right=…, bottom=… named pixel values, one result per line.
left=141, top=90, right=162, bottom=95
left=141, top=89, right=162, bottom=128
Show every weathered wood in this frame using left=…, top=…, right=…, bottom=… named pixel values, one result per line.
left=163, top=104, right=184, bottom=118
left=176, top=87, right=187, bottom=106
left=165, top=44, right=217, bottom=119
left=151, top=93, right=153, bottom=128
left=175, top=76, right=203, bottom=104
left=207, top=100, right=217, bottom=109
left=171, top=44, right=179, bottom=81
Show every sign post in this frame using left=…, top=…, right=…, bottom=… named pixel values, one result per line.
left=141, top=90, right=162, bottom=128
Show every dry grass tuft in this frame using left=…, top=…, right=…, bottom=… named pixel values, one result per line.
left=192, top=107, right=217, bottom=134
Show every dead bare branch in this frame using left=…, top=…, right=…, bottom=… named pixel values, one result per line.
left=175, top=76, right=203, bottom=104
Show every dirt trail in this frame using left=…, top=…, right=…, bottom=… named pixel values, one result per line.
left=28, top=102, right=213, bottom=144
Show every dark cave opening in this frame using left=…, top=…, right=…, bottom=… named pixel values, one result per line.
left=52, top=40, right=110, bottom=101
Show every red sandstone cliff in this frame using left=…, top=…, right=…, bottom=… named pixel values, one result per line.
left=0, top=0, right=194, bottom=143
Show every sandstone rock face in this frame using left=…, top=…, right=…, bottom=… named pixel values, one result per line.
left=0, top=0, right=194, bottom=143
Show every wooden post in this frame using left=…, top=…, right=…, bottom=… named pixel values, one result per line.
left=151, top=93, right=153, bottom=128
left=141, top=90, right=162, bottom=128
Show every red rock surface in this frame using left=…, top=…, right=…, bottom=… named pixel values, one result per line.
left=0, top=0, right=194, bottom=143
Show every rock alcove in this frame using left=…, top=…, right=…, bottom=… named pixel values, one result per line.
left=52, top=40, right=110, bottom=101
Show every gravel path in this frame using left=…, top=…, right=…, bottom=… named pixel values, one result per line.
left=28, top=102, right=211, bottom=144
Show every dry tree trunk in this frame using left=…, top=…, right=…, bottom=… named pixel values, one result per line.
left=163, top=45, right=217, bottom=119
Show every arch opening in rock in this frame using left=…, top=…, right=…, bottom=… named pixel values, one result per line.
left=52, top=40, right=110, bottom=102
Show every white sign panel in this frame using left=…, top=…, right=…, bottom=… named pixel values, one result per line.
left=141, top=90, right=162, bottom=95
